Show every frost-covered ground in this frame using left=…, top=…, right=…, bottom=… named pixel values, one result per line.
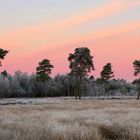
left=0, top=98, right=140, bottom=140
left=0, top=96, right=137, bottom=105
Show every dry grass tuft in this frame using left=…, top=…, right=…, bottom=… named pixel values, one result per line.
left=0, top=98, right=140, bottom=140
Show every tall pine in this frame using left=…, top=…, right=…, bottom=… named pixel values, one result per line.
left=133, top=60, right=140, bottom=99
left=36, top=59, right=54, bottom=82
left=68, top=47, right=94, bottom=99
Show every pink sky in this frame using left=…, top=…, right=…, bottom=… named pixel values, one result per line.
left=0, top=0, right=140, bottom=81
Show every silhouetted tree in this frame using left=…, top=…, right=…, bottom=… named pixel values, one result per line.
left=101, top=63, right=114, bottom=81
left=36, top=59, right=54, bottom=82
left=0, top=48, right=8, bottom=67
left=68, top=47, right=94, bottom=99
left=101, top=63, right=114, bottom=96
left=133, top=60, right=140, bottom=76
left=133, top=60, right=140, bottom=99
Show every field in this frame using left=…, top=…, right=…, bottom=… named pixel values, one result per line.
left=0, top=98, right=140, bottom=140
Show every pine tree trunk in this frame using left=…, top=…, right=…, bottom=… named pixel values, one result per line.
left=137, top=90, right=140, bottom=100
left=108, top=92, right=110, bottom=97
left=75, top=89, right=77, bottom=99
left=79, top=74, right=82, bottom=99
left=75, top=86, right=77, bottom=99
left=75, top=76, right=78, bottom=99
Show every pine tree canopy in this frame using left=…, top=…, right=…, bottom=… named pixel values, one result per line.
left=133, top=60, right=140, bottom=76
left=36, top=59, right=54, bottom=82
left=101, top=63, right=114, bottom=81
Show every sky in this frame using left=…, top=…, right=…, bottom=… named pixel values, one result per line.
left=0, top=0, right=140, bottom=81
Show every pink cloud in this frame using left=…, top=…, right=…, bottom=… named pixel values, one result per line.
left=0, top=0, right=139, bottom=53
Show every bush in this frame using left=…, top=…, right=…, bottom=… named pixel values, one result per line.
left=0, top=71, right=138, bottom=98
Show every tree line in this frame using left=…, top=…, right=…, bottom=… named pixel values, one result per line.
left=0, top=47, right=140, bottom=99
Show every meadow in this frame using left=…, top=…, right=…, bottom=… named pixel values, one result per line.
left=0, top=98, right=140, bottom=140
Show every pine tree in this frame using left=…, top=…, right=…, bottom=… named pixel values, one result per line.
left=101, top=63, right=114, bottom=96
left=36, top=59, right=54, bottom=82
left=68, top=47, right=94, bottom=99
left=0, top=48, right=8, bottom=67
left=101, top=63, right=114, bottom=81
left=133, top=60, right=140, bottom=76
left=133, top=60, right=140, bottom=99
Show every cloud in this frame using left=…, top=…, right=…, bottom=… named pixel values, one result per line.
left=0, top=0, right=140, bottom=52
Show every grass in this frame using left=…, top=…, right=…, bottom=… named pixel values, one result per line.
left=0, top=98, right=140, bottom=140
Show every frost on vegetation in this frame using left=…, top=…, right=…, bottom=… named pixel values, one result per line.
left=0, top=71, right=138, bottom=98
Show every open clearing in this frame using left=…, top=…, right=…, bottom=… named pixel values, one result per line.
left=0, top=98, right=140, bottom=140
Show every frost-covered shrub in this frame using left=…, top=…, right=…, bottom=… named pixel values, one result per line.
left=83, top=78, right=137, bottom=97
left=0, top=75, right=10, bottom=97
left=45, top=80, right=64, bottom=97
left=9, top=77, right=25, bottom=97
left=14, top=71, right=30, bottom=92
left=0, top=71, right=138, bottom=98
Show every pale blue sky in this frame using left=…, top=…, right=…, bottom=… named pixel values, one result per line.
left=0, top=0, right=106, bottom=30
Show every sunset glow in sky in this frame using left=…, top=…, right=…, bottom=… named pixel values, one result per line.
left=0, top=0, right=140, bottom=81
